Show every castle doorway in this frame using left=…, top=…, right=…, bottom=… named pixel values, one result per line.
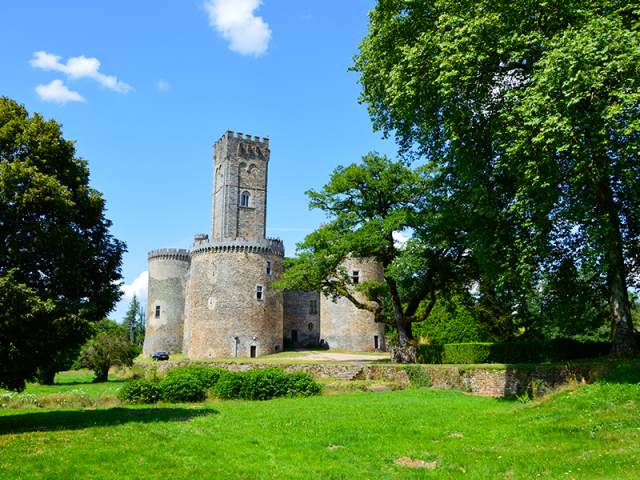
left=250, top=345, right=257, bottom=358
left=291, top=330, right=298, bottom=342
left=374, top=335, right=379, bottom=349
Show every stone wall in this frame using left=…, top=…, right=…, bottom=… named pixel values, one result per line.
left=320, top=258, right=386, bottom=352
left=142, top=250, right=190, bottom=358
left=283, top=290, right=321, bottom=347
left=143, top=361, right=609, bottom=397
left=186, top=245, right=284, bottom=359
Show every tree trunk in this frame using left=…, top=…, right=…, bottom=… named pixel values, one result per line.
left=594, top=174, right=639, bottom=356
left=94, top=365, right=109, bottom=383
left=386, top=277, right=414, bottom=346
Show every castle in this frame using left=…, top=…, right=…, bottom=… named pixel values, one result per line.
left=142, top=131, right=386, bottom=359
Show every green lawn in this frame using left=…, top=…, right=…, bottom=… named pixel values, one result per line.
left=1, top=362, right=640, bottom=479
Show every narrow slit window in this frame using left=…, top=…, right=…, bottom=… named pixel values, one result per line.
left=308, top=322, right=313, bottom=331
left=256, top=285, right=263, bottom=300
left=266, top=261, right=272, bottom=275
left=352, top=270, right=360, bottom=284
left=314, top=300, right=318, bottom=313
left=309, top=300, right=314, bottom=313
left=155, top=305, right=160, bottom=318
left=241, top=192, right=250, bottom=207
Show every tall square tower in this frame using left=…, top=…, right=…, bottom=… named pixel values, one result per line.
left=211, top=131, right=270, bottom=240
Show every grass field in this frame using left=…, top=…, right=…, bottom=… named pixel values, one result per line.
left=1, top=362, right=639, bottom=479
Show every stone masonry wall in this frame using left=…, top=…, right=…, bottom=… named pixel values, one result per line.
left=143, top=251, right=190, bottom=357
left=320, top=258, right=386, bottom=352
left=186, top=245, right=284, bottom=359
left=211, top=131, right=269, bottom=241
left=144, top=361, right=609, bottom=397
left=283, top=290, right=321, bottom=347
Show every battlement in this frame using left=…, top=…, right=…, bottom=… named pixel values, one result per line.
left=148, top=248, right=190, bottom=262
left=190, top=237, right=285, bottom=258
left=214, top=130, right=269, bottom=150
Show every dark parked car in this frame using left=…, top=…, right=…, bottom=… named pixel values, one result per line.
left=152, top=351, right=169, bottom=361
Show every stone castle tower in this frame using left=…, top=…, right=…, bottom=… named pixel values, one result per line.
left=142, top=130, right=386, bottom=359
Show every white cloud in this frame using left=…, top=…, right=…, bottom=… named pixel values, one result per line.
left=35, top=79, right=85, bottom=104
left=157, top=79, right=171, bottom=90
left=203, top=0, right=271, bottom=57
left=120, top=271, right=149, bottom=303
left=30, top=51, right=133, bottom=93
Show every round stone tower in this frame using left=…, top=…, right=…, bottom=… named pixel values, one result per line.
left=320, top=257, right=387, bottom=352
left=142, top=248, right=190, bottom=357
left=186, top=237, right=284, bottom=358
left=184, top=130, right=284, bottom=359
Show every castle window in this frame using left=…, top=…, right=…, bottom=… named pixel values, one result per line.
left=256, top=285, right=263, bottom=300
left=266, top=261, right=272, bottom=275
left=155, top=305, right=160, bottom=318
left=309, top=300, right=314, bottom=313
left=308, top=322, right=313, bottom=331
left=241, top=192, right=250, bottom=207
left=310, top=300, right=318, bottom=314
left=352, top=270, right=360, bottom=284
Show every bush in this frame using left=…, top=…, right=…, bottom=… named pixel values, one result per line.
left=283, top=338, right=295, bottom=350
left=417, top=339, right=610, bottom=364
left=404, top=365, right=431, bottom=389
left=213, top=371, right=244, bottom=399
left=239, top=367, right=287, bottom=400
left=165, top=365, right=226, bottom=389
left=118, top=378, right=161, bottom=404
left=158, top=373, right=207, bottom=403
left=212, top=368, right=322, bottom=400
left=283, top=371, right=322, bottom=397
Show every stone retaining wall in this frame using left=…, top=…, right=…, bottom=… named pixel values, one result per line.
left=140, top=361, right=609, bottom=397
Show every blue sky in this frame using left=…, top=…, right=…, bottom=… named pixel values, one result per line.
left=1, top=0, right=399, bottom=322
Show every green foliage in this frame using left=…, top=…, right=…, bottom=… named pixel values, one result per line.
left=212, top=371, right=244, bottom=400
left=412, top=294, right=483, bottom=345
left=117, top=378, right=161, bottom=404
left=158, top=374, right=207, bottom=403
left=0, top=97, right=126, bottom=392
left=212, top=368, right=322, bottom=401
left=78, top=332, right=138, bottom=382
left=353, top=0, right=640, bottom=356
left=165, top=365, right=226, bottom=389
left=283, top=338, right=295, bottom=350
left=122, top=294, right=145, bottom=346
left=403, top=365, right=431, bottom=389
left=418, top=340, right=610, bottom=364
left=275, top=153, right=470, bottom=348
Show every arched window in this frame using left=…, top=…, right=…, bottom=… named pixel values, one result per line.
left=241, top=192, right=250, bottom=207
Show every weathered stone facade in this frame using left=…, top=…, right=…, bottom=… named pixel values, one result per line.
left=320, top=258, right=386, bottom=352
left=142, top=130, right=386, bottom=359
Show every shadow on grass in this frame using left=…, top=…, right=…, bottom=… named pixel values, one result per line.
left=0, top=406, right=220, bottom=435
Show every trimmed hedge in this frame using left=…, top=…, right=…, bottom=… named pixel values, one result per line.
left=158, top=374, right=208, bottom=403
left=417, top=339, right=610, bottom=364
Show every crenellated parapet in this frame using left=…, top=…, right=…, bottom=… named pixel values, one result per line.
left=190, top=237, right=285, bottom=258
left=148, top=248, right=190, bottom=262
left=213, top=130, right=270, bottom=161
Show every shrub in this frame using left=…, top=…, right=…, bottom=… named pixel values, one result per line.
left=166, top=365, right=226, bottom=389
left=283, top=371, right=322, bottom=397
left=213, top=371, right=244, bottom=399
left=239, top=367, right=287, bottom=400
left=212, top=369, right=322, bottom=400
left=404, top=365, right=431, bottom=389
left=283, top=338, right=295, bottom=350
left=417, top=339, right=609, bottom=364
left=158, top=374, right=207, bottom=403
left=118, top=378, right=160, bottom=404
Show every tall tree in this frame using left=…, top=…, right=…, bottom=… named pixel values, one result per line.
left=352, top=0, right=640, bottom=355
left=275, top=153, right=469, bottom=359
left=122, top=294, right=144, bottom=345
left=0, top=97, right=126, bottom=391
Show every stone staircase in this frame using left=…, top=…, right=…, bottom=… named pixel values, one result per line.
left=334, top=365, right=364, bottom=381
